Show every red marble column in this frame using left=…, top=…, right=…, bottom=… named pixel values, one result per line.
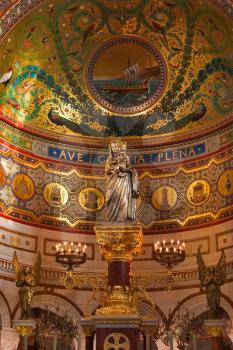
left=108, top=260, right=130, bottom=287
left=85, top=334, right=94, bottom=350
left=210, top=336, right=224, bottom=350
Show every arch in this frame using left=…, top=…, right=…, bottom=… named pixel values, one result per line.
left=0, top=291, right=11, bottom=327
left=170, top=291, right=233, bottom=320
left=11, top=291, right=84, bottom=325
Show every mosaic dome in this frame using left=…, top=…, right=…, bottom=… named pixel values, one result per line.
left=0, top=0, right=232, bottom=143
left=0, top=0, right=233, bottom=234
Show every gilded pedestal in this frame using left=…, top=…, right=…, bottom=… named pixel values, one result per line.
left=88, top=223, right=146, bottom=350
left=94, top=223, right=143, bottom=315
left=79, top=223, right=157, bottom=350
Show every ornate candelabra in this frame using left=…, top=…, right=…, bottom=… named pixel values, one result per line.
left=55, top=241, right=87, bottom=271
left=153, top=240, right=186, bottom=269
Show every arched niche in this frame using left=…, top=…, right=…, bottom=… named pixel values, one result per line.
left=12, top=292, right=83, bottom=327
left=172, top=292, right=233, bottom=321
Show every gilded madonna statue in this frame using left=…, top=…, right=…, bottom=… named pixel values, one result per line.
left=105, top=141, right=139, bottom=222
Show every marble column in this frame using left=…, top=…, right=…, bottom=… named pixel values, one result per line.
left=210, top=337, right=224, bottom=350
left=53, top=332, right=58, bottom=350
left=23, top=336, right=27, bottom=350
left=145, top=333, right=150, bottom=350
left=168, top=331, right=173, bottom=350
left=140, top=323, right=158, bottom=350
left=203, top=319, right=226, bottom=350
left=108, top=260, right=130, bottom=287
left=192, top=332, right=198, bottom=350
left=81, top=325, right=94, bottom=350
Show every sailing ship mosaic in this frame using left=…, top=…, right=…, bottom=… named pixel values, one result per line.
left=87, top=36, right=166, bottom=115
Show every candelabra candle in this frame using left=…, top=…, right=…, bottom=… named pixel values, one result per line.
left=153, top=240, right=185, bottom=269
left=55, top=241, right=87, bottom=270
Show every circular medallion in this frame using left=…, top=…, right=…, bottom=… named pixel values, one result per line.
left=152, top=186, right=177, bottom=210
left=86, top=35, right=167, bottom=115
left=187, top=180, right=210, bottom=205
left=104, top=333, right=130, bottom=350
left=78, top=187, right=105, bottom=212
left=0, top=164, right=6, bottom=189
left=218, top=170, right=233, bottom=196
left=43, top=183, right=69, bottom=207
left=12, top=174, right=34, bottom=200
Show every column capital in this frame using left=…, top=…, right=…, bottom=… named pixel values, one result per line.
left=81, top=325, right=95, bottom=337
left=13, top=320, right=36, bottom=337
left=94, top=223, right=143, bottom=262
left=204, top=319, right=226, bottom=337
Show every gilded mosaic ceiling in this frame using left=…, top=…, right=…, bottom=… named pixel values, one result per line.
left=0, top=0, right=232, bottom=142
left=0, top=0, right=233, bottom=233
left=1, top=139, right=233, bottom=233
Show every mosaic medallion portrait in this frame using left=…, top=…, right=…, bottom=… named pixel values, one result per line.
left=187, top=180, right=210, bottom=205
left=86, top=36, right=167, bottom=115
left=152, top=186, right=177, bottom=210
left=0, top=164, right=6, bottom=189
left=12, top=174, right=34, bottom=201
left=218, top=170, right=233, bottom=197
left=43, top=183, right=69, bottom=207
left=78, top=187, right=105, bottom=212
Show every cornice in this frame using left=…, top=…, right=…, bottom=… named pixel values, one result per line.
left=1, top=257, right=233, bottom=290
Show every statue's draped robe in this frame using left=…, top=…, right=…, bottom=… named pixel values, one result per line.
left=105, top=155, right=138, bottom=222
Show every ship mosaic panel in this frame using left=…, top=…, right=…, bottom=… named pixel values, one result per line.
left=0, top=0, right=232, bottom=142
left=1, top=144, right=233, bottom=233
left=86, top=36, right=167, bottom=115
